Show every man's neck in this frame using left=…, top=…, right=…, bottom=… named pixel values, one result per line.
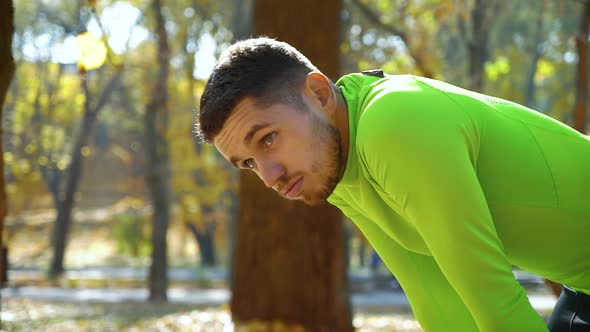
left=335, top=88, right=350, bottom=168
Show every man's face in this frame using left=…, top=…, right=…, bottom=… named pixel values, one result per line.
left=214, top=96, right=343, bottom=205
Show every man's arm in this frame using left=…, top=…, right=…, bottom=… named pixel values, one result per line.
left=357, top=79, right=548, bottom=332
left=331, top=197, right=479, bottom=332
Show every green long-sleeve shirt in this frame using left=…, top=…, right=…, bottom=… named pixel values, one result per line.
left=328, top=72, right=590, bottom=332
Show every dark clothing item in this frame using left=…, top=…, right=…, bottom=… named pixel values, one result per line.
left=548, top=286, right=590, bottom=331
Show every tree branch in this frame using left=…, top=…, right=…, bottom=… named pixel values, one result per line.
left=350, top=0, right=435, bottom=77
left=90, top=67, right=123, bottom=115
left=349, top=0, right=408, bottom=43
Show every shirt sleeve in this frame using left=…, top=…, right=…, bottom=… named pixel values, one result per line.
left=330, top=196, right=480, bottom=332
left=356, top=79, right=549, bottom=332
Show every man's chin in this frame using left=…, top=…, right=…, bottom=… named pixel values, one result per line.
left=283, top=196, right=321, bottom=206
left=277, top=188, right=332, bottom=206
left=277, top=194, right=327, bottom=206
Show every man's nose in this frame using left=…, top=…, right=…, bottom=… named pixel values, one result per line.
left=257, top=158, right=285, bottom=188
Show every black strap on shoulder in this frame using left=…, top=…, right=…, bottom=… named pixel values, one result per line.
left=361, top=69, right=385, bottom=78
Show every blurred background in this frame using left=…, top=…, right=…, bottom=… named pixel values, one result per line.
left=1, top=0, right=588, bottom=331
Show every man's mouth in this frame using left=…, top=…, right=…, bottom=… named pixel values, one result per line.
left=282, top=177, right=303, bottom=198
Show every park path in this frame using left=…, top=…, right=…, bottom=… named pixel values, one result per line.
left=1, top=286, right=557, bottom=312
left=1, top=267, right=557, bottom=312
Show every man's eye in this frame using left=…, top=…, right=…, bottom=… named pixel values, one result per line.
left=244, top=159, right=255, bottom=169
left=263, top=132, right=276, bottom=146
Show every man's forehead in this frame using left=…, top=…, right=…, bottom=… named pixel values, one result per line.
left=213, top=98, right=269, bottom=157
left=215, top=98, right=255, bottom=142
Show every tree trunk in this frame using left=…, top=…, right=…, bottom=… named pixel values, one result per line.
left=146, top=0, right=171, bottom=302
left=49, top=76, right=98, bottom=278
left=573, top=0, right=590, bottom=133
left=186, top=204, right=217, bottom=267
left=226, top=0, right=254, bottom=293
left=49, top=70, right=122, bottom=278
left=224, top=186, right=238, bottom=289
left=524, top=0, right=546, bottom=108
left=459, top=0, right=501, bottom=92
left=230, top=1, right=353, bottom=331
left=0, top=0, right=15, bottom=286
left=467, top=0, right=496, bottom=92
left=187, top=221, right=217, bottom=267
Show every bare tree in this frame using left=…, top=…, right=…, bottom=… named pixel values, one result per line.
left=350, top=0, right=435, bottom=78
left=49, top=69, right=123, bottom=277
left=47, top=2, right=127, bottom=278
left=145, top=0, right=171, bottom=301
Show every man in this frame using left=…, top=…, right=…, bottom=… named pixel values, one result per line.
left=198, top=37, right=590, bottom=332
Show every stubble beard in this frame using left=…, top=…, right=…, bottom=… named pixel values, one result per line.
left=303, top=114, right=344, bottom=206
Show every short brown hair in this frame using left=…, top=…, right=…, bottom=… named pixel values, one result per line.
left=197, top=37, right=318, bottom=143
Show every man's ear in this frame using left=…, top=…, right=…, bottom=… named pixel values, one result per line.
left=304, top=71, right=337, bottom=114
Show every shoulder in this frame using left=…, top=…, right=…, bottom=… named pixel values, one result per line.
left=354, top=76, right=477, bottom=183
left=356, top=75, right=462, bottom=149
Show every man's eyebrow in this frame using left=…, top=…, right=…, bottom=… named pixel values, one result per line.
left=226, top=123, right=271, bottom=168
left=244, top=122, right=271, bottom=146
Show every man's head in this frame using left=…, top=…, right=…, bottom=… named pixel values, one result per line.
left=197, top=37, right=347, bottom=205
